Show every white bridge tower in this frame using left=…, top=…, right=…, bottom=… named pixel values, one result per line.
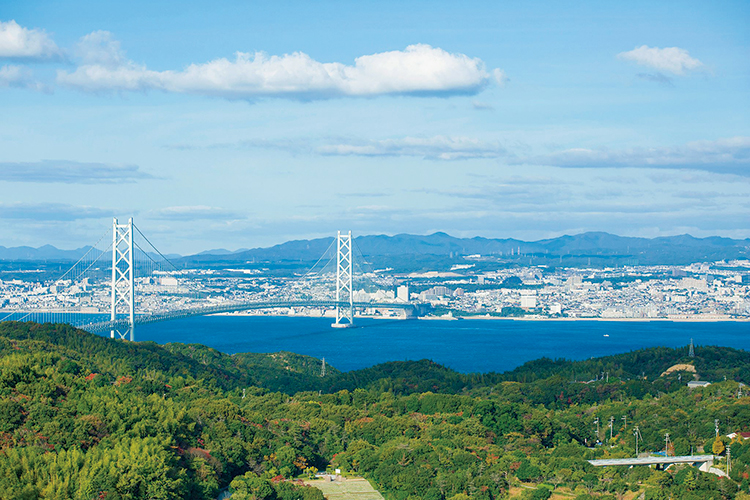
left=110, top=217, right=135, bottom=341
left=332, top=230, right=355, bottom=328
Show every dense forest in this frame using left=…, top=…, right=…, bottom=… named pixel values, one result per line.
left=0, top=321, right=749, bottom=499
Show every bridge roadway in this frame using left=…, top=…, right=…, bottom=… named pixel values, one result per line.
left=588, top=454, right=715, bottom=469
left=80, top=299, right=428, bottom=333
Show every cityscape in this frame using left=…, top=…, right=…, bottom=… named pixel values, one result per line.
left=2, top=253, right=749, bottom=321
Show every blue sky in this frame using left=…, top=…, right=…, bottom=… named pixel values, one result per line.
left=0, top=0, right=748, bottom=254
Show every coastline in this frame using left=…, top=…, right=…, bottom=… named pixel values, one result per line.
left=454, top=315, right=750, bottom=323
left=209, top=310, right=750, bottom=323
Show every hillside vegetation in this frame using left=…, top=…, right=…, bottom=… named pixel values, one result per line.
left=0, top=322, right=749, bottom=499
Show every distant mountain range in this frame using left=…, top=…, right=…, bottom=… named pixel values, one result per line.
left=0, top=244, right=98, bottom=261
left=0, top=245, right=180, bottom=262
left=182, top=232, right=750, bottom=267
left=2, top=232, right=749, bottom=266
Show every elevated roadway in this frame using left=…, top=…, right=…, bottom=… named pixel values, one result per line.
left=588, top=454, right=715, bottom=471
left=80, top=299, right=431, bottom=333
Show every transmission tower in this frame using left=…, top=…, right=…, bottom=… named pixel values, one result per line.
left=689, top=338, right=695, bottom=358
left=332, top=230, right=354, bottom=328
left=110, top=217, right=135, bottom=341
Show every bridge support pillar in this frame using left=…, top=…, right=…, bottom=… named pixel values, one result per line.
left=110, top=217, right=135, bottom=341
left=333, top=230, right=355, bottom=328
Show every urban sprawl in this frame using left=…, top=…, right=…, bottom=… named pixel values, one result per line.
left=2, top=258, right=750, bottom=321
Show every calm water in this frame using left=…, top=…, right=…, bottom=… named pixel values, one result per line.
left=131, top=316, right=750, bottom=374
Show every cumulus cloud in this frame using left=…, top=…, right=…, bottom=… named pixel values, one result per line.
left=58, top=34, right=500, bottom=99
left=150, top=206, right=245, bottom=221
left=618, top=45, right=703, bottom=75
left=0, top=160, right=154, bottom=183
left=492, top=69, right=508, bottom=86
left=0, top=203, right=110, bottom=221
left=316, top=136, right=507, bottom=160
left=75, top=30, right=126, bottom=67
left=0, top=20, right=62, bottom=60
left=514, top=137, right=750, bottom=175
left=0, top=64, right=47, bottom=91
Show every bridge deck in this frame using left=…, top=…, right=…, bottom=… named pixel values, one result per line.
left=588, top=454, right=714, bottom=467
left=78, top=299, right=425, bottom=332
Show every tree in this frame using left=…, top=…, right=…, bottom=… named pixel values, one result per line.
left=713, top=438, right=726, bottom=456
left=583, top=473, right=598, bottom=494
left=683, top=469, right=697, bottom=491
left=551, top=468, right=572, bottom=489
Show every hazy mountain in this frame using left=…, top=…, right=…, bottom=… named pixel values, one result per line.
left=4, top=232, right=749, bottom=266
left=0, top=245, right=98, bottom=261
left=0, top=245, right=181, bottom=262
left=196, top=248, right=249, bottom=256
left=182, top=231, right=750, bottom=267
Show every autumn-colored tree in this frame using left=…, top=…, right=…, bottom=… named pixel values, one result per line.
left=714, top=438, right=726, bottom=456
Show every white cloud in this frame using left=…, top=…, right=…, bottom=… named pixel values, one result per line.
left=0, top=160, right=154, bottom=183
left=472, top=101, right=494, bottom=111
left=514, top=137, right=750, bottom=175
left=0, top=64, right=30, bottom=86
left=0, top=203, right=110, bottom=221
left=150, top=206, right=244, bottom=221
left=75, top=30, right=126, bottom=67
left=316, top=136, right=507, bottom=160
left=617, top=45, right=703, bottom=75
left=492, top=69, right=508, bottom=86
left=58, top=35, right=500, bottom=99
left=0, top=64, right=47, bottom=92
left=0, top=20, right=61, bottom=60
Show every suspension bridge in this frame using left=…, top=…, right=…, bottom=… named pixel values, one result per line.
left=0, top=219, right=428, bottom=341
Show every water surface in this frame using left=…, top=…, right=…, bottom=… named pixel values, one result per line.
left=132, top=316, right=749, bottom=373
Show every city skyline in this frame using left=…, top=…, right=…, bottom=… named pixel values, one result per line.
left=1, top=0, right=748, bottom=254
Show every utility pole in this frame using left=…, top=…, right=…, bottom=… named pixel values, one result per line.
left=727, top=445, right=731, bottom=474
left=594, top=418, right=600, bottom=442
left=320, top=357, right=326, bottom=377
left=715, top=419, right=720, bottom=438
left=634, top=425, right=641, bottom=457
left=609, top=416, right=615, bottom=440
left=621, top=415, right=627, bottom=429
left=665, top=433, right=670, bottom=457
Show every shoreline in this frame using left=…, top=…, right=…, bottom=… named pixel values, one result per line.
left=454, top=315, right=750, bottom=323
left=210, top=310, right=750, bottom=323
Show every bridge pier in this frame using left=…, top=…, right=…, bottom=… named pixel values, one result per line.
left=110, top=218, right=135, bottom=341
left=332, top=230, right=355, bottom=329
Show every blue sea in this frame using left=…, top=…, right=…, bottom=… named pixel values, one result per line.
left=129, top=316, right=750, bottom=374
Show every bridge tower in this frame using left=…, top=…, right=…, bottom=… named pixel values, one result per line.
left=332, top=230, right=355, bottom=328
left=110, top=218, right=135, bottom=341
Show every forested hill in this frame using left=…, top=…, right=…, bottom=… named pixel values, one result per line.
left=1, top=322, right=748, bottom=399
left=0, top=322, right=336, bottom=393
left=1, top=322, right=749, bottom=499
left=501, top=344, right=750, bottom=384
